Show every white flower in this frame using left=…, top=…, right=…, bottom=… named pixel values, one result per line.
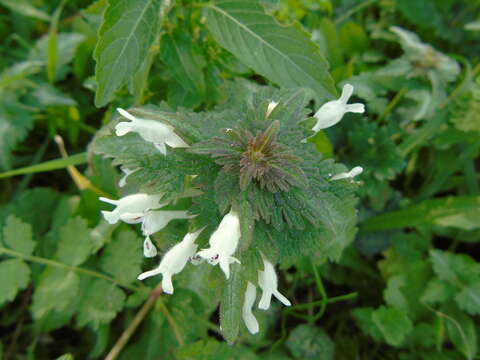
left=137, top=229, right=203, bottom=294
left=118, top=166, right=139, bottom=188
left=115, top=108, right=189, bottom=155
left=143, top=236, right=158, bottom=258
left=242, top=282, right=259, bottom=334
left=312, top=84, right=365, bottom=132
left=266, top=101, right=278, bottom=118
left=196, top=209, right=241, bottom=279
left=99, top=193, right=165, bottom=224
left=258, top=257, right=291, bottom=310
left=141, top=210, right=195, bottom=236
left=331, top=166, right=363, bottom=180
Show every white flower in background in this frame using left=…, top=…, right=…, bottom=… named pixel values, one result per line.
left=118, top=166, right=139, bottom=188
left=312, top=84, right=365, bottom=132
left=99, top=193, right=165, bottom=224
left=331, top=166, right=363, bottom=181
left=143, top=236, right=158, bottom=258
left=115, top=108, right=189, bottom=155
left=266, top=101, right=278, bottom=118
left=141, top=210, right=195, bottom=236
left=196, top=209, right=241, bottom=279
left=137, top=228, right=203, bottom=294
left=242, top=282, right=259, bottom=334
left=258, top=257, right=291, bottom=310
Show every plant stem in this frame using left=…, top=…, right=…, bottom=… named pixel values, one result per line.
left=310, top=260, right=328, bottom=320
left=105, top=284, right=163, bottom=360
left=335, top=0, right=378, bottom=24
left=0, top=247, right=142, bottom=292
left=377, top=88, right=407, bottom=123
left=287, top=292, right=358, bottom=312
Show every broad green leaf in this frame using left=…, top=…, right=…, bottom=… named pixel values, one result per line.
left=204, top=0, right=336, bottom=100
left=94, top=0, right=162, bottom=106
left=362, top=196, right=480, bottom=231
left=371, top=306, right=413, bottom=347
left=444, top=304, right=478, bottom=360
left=56, top=217, right=93, bottom=266
left=2, top=215, right=35, bottom=255
left=429, top=250, right=480, bottom=285
left=351, top=307, right=383, bottom=342
left=0, top=0, right=50, bottom=21
left=455, top=283, right=480, bottom=315
left=31, top=268, right=80, bottom=318
left=100, top=228, right=143, bottom=284
left=286, top=324, right=335, bottom=360
left=76, top=279, right=125, bottom=328
left=219, top=263, right=245, bottom=343
left=421, top=279, right=455, bottom=305
left=0, top=152, right=87, bottom=179
left=0, top=259, right=30, bottom=306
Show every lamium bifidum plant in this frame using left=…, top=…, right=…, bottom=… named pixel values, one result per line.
left=90, top=81, right=365, bottom=342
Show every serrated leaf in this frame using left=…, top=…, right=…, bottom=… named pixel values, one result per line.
left=351, top=307, right=383, bottom=341
left=0, top=259, right=30, bottom=306
left=100, top=228, right=143, bottom=284
left=94, top=0, right=162, bottom=106
left=204, top=0, right=336, bottom=100
left=429, top=249, right=480, bottom=285
left=286, top=324, right=335, bottom=360
left=2, top=215, right=35, bottom=255
left=421, top=279, right=455, bottom=305
left=76, top=279, right=125, bottom=328
left=371, top=306, right=413, bottom=347
left=219, top=263, right=245, bottom=343
left=31, top=269, right=80, bottom=319
left=56, top=217, right=93, bottom=266
left=455, top=283, right=480, bottom=315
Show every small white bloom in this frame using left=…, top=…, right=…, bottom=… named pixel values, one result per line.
left=141, top=210, right=195, bottom=236
left=242, top=282, right=259, bottom=334
left=258, top=257, right=291, bottom=310
left=143, top=236, right=158, bottom=258
left=137, top=228, right=203, bottom=294
left=312, top=84, right=365, bottom=132
left=196, top=209, right=241, bottom=279
left=116, top=108, right=189, bottom=155
left=266, top=101, right=278, bottom=118
left=331, top=166, right=363, bottom=181
left=99, top=193, right=165, bottom=224
left=118, top=166, right=139, bottom=188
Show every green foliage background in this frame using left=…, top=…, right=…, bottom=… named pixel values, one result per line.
left=0, top=0, right=479, bottom=359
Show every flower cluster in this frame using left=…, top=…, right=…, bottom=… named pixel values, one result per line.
left=97, top=85, right=364, bottom=336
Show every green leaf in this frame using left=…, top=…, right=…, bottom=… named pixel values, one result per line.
left=76, top=279, right=125, bottom=328
left=421, top=279, right=455, bottom=305
left=56, top=354, right=74, bottom=360
left=100, top=228, right=143, bottom=284
left=219, top=263, right=245, bottom=343
left=0, top=259, right=30, bottom=306
left=351, top=307, right=383, bottom=341
left=455, top=283, right=480, bottom=315
left=2, top=215, right=35, bottom=255
left=31, top=268, right=80, bottom=318
left=175, top=339, right=257, bottom=360
left=362, top=196, right=480, bottom=231
left=444, top=304, right=478, bottom=360
left=94, top=0, right=162, bottom=106
left=429, top=249, right=480, bottom=285
left=0, top=0, right=50, bottom=21
left=204, top=0, right=336, bottom=100
left=0, top=153, right=87, bottom=179
left=371, top=306, right=413, bottom=347
left=56, top=217, right=93, bottom=266
left=286, top=324, right=335, bottom=360
left=47, top=1, right=65, bottom=84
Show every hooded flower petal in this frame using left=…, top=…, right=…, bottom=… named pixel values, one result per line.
left=99, top=193, right=165, bottom=224
left=331, top=166, right=363, bottom=180
left=143, top=236, right=158, bottom=258
left=196, top=209, right=241, bottom=279
left=312, top=84, right=365, bottom=132
left=118, top=166, right=139, bottom=188
left=242, top=282, right=259, bottom=334
left=266, top=101, right=278, bottom=118
left=141, top=210, right=195, bottom=236
left=116, top=108, right=189, bottom=155
left=137, top=228, right=203, bottom=294
left=258, top=257, right=291, bottom=310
